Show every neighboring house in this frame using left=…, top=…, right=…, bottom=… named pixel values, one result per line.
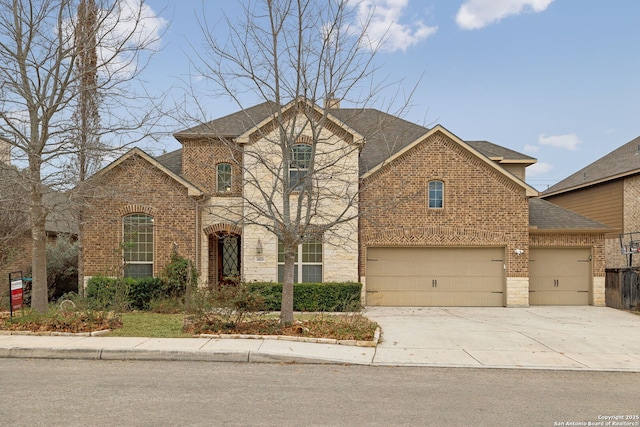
left=0, top=159, right=77, bottom=306
left=82, top=99, right=609, bottom=307
left=540, top=136, right=640, bottom=269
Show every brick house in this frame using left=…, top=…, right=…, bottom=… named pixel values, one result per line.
left=82, top=99, right=609, bottom=307
left=540, top=135, right=640, bottom=269
left=1, top=155, right=77, bottom=305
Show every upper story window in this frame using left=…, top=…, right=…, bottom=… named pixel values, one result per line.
left=290, top=144, right=312, bottom=191
left=217, top=163, right=232, bottom=193
left=428, top=180, right=444, bottom=209
left=123, top=214, right=154, bottom=278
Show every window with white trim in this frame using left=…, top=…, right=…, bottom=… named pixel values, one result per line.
left=123, top=214, right=154, bottom=278
left=217, top=163, right=232, bottom=192
left=277, top=237, right=323, bottom=283
left=428, top=180, right=444, bottom=209
left=290, top=144, right=312, bottom=191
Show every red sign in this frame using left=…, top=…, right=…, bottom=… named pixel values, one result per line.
left=10, top=279, right=23, bottom=311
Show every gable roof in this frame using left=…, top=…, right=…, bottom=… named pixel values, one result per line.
left=156, top=149, right=183, bottom=176
left=96, top=147, right=204, bottom=197
left=234, top=98, right=364, bottom=146
left=529, top=198, right=611, bottom=232
left=465, top=140, right=536, bottom=164
left=360, top=124, right=539, bottom=197
left=174, top=101, right=278, bottom=139
left=171, top=100, right=537, bottom=183
left=542, top=135, right=640, bottom=196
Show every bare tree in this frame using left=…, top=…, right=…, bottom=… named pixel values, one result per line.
left=187, top=0, right=412, bottom=324
left=0, top=0, right=166, bottom=311
left=0, top=164, right=30, bottom=270
left=72, top=0, right=100, bottom=297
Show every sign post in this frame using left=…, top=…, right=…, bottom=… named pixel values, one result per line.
left=9, top=271, right=23, bottom=318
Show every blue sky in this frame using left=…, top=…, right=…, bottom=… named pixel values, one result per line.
left=140, top=0, right=640, bottom=190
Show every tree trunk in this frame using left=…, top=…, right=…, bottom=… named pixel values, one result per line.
left=77, top=209, right=85, bottom=298
left=280, top=248, right=296, bottom=325
left=30, top=201, right=48, bottom=312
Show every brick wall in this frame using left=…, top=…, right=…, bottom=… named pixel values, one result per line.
left=182, top=138, right=243, bottom=196
left=0, top=234, right=31, bottom=306
left=359, top=131, right=530, bottom=279
left=83, top=154, right=198, bottom=279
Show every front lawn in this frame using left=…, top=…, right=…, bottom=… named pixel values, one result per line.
left=106, top=313, right=190, bottom=338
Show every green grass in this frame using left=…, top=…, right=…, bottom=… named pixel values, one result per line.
left=106, top=312, right=191, bottom=338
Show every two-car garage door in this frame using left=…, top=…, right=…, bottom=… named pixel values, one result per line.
left=366, top=247, right=505, bottom=307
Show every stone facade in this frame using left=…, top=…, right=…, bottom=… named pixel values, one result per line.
left=240, top=114, right=360, bottom=283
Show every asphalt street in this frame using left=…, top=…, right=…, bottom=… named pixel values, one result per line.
left=2, top=359, right=639, bottom=426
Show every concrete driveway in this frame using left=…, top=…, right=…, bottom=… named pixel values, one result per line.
left=364, top=306, right=640, bottom=371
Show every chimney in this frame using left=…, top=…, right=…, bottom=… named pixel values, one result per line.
left=0, top=137, right=10, bottom=165
left=324, top=94, right=340, bottom=109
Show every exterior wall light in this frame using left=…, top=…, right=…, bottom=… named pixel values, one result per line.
left=256, top=239, right=263, bottom=255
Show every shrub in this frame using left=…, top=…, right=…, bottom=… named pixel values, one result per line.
left=186, top=283, right=268, bottom=332
left=46, top=237, right=78, bottom=300
left=86, top=275, right=179, bottom=311
left=86, top=276, right=135, bottom=311
left=160, top=252, right=197, bottom=298
left=246, top=282, right=362, bottom=312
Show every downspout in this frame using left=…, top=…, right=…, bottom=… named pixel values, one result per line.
left=195, top=197, right=201, bottom=279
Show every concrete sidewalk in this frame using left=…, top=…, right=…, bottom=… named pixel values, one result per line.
left=1, top=306, right=639, bottom=371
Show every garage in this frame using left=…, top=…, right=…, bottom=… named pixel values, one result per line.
left=365, top=247, right=505, bottom=306
left=529, top=248, right=591, bottom=305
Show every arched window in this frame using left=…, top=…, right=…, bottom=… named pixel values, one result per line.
left=290, top=144, right=312, bottom=191
left=428, top=180, right=444, bottom=209
left=217, top=163, right=232, bottom=192
left=123, top=214, right=154, bottom=278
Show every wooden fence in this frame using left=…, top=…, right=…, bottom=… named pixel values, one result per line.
left=605, top=268, right=640, bottom=310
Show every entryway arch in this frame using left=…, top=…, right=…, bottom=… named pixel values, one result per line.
left=204, top=223, right=242, bottom=287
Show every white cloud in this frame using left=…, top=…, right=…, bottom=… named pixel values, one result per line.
left=97, top=0, right=168, bottom=78
left=526, top=161, right=552, bottom=177
left=349, top=0, right=437, bottom=52
left=455, top=0, right=554, bottom=30
left=538, top=133, right=582, bottom=150
left=523, top=144, right=539, bottom=154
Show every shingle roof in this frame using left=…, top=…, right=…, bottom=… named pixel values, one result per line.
left=170, top=101, right=535, bottom=176
left=543, top=135, right=640, bottom=195
left=328, top=108, right=429, bottom=173
left=156, top=149, right=182, bottom=176
left=529, top=197, right=610, bottom=231
left=174, top=101, right=277, bottom=138
left=466, top=140, right=535, bottom=163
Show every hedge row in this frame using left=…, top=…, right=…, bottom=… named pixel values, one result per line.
left=86, top=276, right=175, bottom=311
left=246, top=282, right=362, bottom=312
left=86, top=277, right=362, bottom=313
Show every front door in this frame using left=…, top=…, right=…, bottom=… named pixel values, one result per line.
left=218, top=234, right=241, bottom=285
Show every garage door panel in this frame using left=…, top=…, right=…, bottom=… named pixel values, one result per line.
left=529, top=290, right=589, bottom=306
left=367, top=290, right=504, bottom=307
left=366, top=247, right=505, bottom=307
left=529, top=248, right=591, bottom=305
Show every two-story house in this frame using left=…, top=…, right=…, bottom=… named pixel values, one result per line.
left=82, top=99, right=609, bottom=307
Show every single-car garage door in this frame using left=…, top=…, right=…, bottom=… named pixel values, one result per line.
left=529, top=248, right=591, bottom=305
left=366, top=247, right=505, bottom=306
